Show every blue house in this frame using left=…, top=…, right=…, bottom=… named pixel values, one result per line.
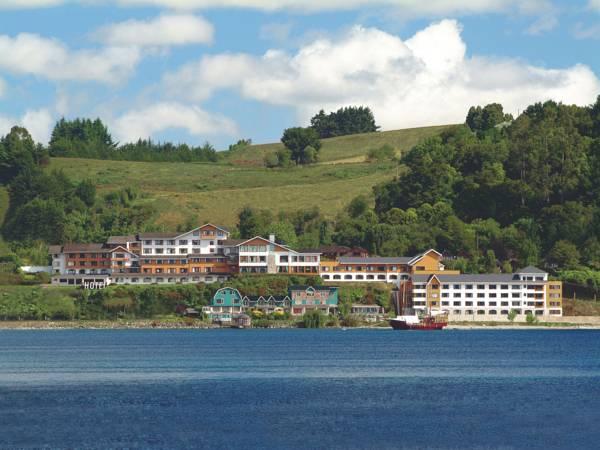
left=203, top=287, right=244, bottom=322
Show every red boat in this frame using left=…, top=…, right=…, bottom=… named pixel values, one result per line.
left=389, top=313, right=448, bottom=330
left=389, top=283, right=448, bottom=330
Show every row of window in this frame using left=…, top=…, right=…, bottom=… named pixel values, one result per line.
left=321, top=274, right=396, bottom=281
left=415, top=283, right=544, bottom=290
left=143, top=247, right=217, bottom=255
left=143, top=267, right=216, bottom=274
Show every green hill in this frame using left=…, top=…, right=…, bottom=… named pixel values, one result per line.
left=47, top=125, right=455, bottom=228
left=224, top=125, right=453, bottom=166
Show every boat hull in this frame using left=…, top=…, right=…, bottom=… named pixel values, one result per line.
left=389, top=319, right=447, bottom=330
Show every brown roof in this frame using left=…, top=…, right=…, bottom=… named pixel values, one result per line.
left=62, top=243, right=108, bottom=253
left=107, top=235, right=137, bottom=244
left=48, top=245, right=62, bottom=254
left=222, top=239, right=246, bottom=246
left=137, top=232, right=178, bottom=239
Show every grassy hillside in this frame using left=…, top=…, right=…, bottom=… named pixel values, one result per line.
left=47, top=125, right=454, bottom=228
left=225, top=125, right=455, bottom=166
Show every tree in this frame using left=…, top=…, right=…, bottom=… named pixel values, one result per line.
left=0, top=126, right=38, bottom=183
left=546, top=240, right=580, bottom=269
left=75, top=179, right=96, bottom=207
left=348, top=195, right=369, bottom=218
left=507, top=309, right=518, bottom=322
left=310, top=106, right=379, bottom=138
left=281, top=127, right=321, bottom=165
left=466, top=103, right=512, bottom=133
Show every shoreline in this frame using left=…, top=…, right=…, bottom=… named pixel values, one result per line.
left=0, top=320, right=599, bottom=330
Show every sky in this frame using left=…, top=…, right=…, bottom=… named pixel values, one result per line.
left=0, top=0, right=599, bottom=149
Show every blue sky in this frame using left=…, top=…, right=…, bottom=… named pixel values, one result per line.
left=0, top=0, right=599, bottom=149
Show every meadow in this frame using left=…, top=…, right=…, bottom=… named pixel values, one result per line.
left=46, top=125, right=455, bottom=228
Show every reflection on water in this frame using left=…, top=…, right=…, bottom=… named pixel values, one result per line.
left=0, top=329, right=599, bottom=449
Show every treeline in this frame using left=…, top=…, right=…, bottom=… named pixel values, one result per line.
left=267, top=106, right=380, bottom=167
left=0, top=126, right=158, bottom=263
left=46, top=107, right=378, bottom=165
left=48, top=118, right=219, bottom=163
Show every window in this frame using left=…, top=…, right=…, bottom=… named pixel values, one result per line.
left=512, top=284, right=521, bottom=289
left=442, top=284, right=449, bottom=289
left=489, top=302, right=497, bottom=306
left=511, top=301, right=520, bottom=306
left=489, top=310, right=497, bottom=315
left=501, top=284, right=508, bottom=289
left=155, top=240, right=163, bottom=245
left=512, top=293, right=520, bottom=298
left=477, top=284, right=485, bottom=289
left=465, top=301, right=473, bottom=306
left=179, top=248, right=187, bottom=254
left=453, top=284, right=460, bottom=289
left=442, top=293, right=449, bottom=298
left=466, top=293, right=473, bottom=298
left=489, top=293, right=497, bottom=298
left=466, top=284, right=473, bottom=290
left=477, top=310, right=485, bottom=315
left=192, top=240, right=200, bottom=246
left=453, top=301, right=461, bottom=306
left=144, top=240, right=152, bottom=245
left=453, top=293, right=461, bottom=298
left=167, top=240, right=176, bottom=245
left=477, top=293, right=485, bottom=298
left=155, top=248, right=164, bottom=254
left=501, top=293, right=508, bottom=298
left=489, top=284, right=497, bottom=289
left=442, top=301, right=449, bottom=306
left=477, top=301, right=485, bottom=306
left=179, top=240, right=188, bottom=245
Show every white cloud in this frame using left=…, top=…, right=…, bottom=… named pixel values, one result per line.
left=0, top=108, right=54, bottom=143
left=0, top=0, right=63, bottom=8
left=0, top=33, right=141, bottom=84
left=94, top=14, right=214, bottom=47
left=6, top=0, right=548, bottom=15
left=163, top=19, right=600, bottom=130
left=590, top=0, right=600, bottom=12
left=112, top=102, right=238, bottom=143
left=573, top=22, right=600, bottom=39
left=113, top=0, right=549, bottom=15
left=526, top=14, right=558, bottom=35
left=259, top=22, right=294, bottom=43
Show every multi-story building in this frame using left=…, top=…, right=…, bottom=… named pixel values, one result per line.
left=396, top=266, right=562, bottom=317
left=48, top=226, right=562, bottom=317
left=319, top=249, right=456, bottom=283
left=223, top=235, right=320, bottom=275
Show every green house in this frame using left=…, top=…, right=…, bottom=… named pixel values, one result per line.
left=289, top=285, right=338, bottom=316
left=203, top=287, right=244, bottom=322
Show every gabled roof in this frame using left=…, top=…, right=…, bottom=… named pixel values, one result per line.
left=107, top=235, right=137, bottom=244
left=289, top=285, right=338, bottom=292
left=515, top=266, right=547, bottom=274
left=172, top=223, right=230, bottom=240
left=137, top=232, right=178, bottom=239
left=62, top=243, right=107, bottom=253
left=109, top=246, right=138, bottom=257
left=407, top=249, right=443, bottom=265
left=234, top=236, right=296, bottom=252
left=222, top=239, right=246, bottom=246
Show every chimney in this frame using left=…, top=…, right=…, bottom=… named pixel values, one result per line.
left=269, top=234, right=275, bottom=243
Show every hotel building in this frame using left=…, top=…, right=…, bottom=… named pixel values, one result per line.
left=48, top=225, right=562, bottom=317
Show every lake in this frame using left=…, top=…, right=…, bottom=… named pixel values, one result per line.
left=0, top=329, right=599, bottom=449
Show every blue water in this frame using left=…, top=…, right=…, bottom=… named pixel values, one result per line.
left=0, top=329, right=599, bottom=449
